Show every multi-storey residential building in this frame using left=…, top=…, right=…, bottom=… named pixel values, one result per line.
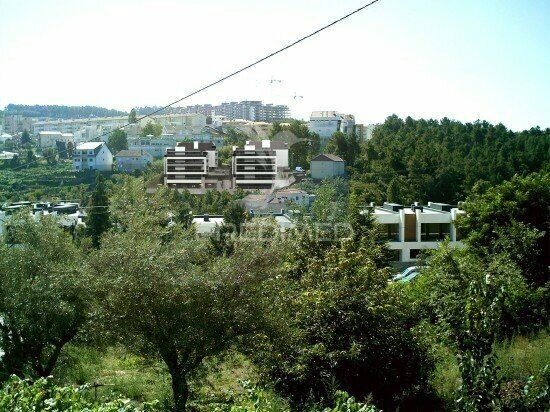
left=213, top=101, right=290, bottom=122
left=308, top=111, right=356, bottom=142
left=115, top=149, right=153, bottom=172
left=164, top=140, right=290, bottom=192
left=38, top=131, right=74, bottom=149
left=164, top=142, right=218, bottom=189
left=366, top=202, right=464, bottom=262
left=231, top=140, right=289, bottom=189
left=73, top=142, right=113, bottom=172
left=32, top=113, right=206, bottom=138
left=3, top=114, right=33, bottom=134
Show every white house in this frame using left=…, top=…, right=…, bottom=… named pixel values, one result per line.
left=73, top=142, right=113, bottom=172
left=366, top=202, right=465, bottom=262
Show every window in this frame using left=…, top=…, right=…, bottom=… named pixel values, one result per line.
left=410, top=249, right=421, bottom=259
left=381, top=223, right=399, bottom=241
left=421, top=223, right=451, bottom=241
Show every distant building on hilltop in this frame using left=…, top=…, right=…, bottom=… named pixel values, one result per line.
left=308, top=111, right=355, bottom=143
left=213, top=101, right=290, bottom=122
left=38, top=131, right=74, bottom=149
left=73, top=142, right=113, bottom=172
left=115, top=149, right=153, bottom=173
left=310, top=153, right=346, bottom=179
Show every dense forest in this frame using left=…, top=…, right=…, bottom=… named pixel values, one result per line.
left=324, top=116, right=550, bottom=205
left=4, top=104, right=127, bottom=119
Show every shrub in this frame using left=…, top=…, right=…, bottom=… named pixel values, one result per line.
left=0, top=376, right=159, bottom=411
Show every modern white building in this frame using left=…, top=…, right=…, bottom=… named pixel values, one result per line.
left=73, top=142, right=113, bottom=172
left=164, top=141, right=218, bottom=189
left=232, top=140, right=289, bottom=189
left=38, top=131, right=74, bottom=149
left=308, top=111, right=355, bottom=142
left=115, top=149, right=153, bottom=172
left=366, top=202, right=465, bottom=262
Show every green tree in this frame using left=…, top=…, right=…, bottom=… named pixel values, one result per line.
left=423, top=244, right=529, bottom=411
left=458, top=171, right=550, bottom=286
left=25, top=149, right=36, bottom=164
left=108, top=129, right=128, bottom=154
left=325, top=131, right=360, bottom=166
left=252, top=231, right=431, bottom=409
left=140, top=121, right=163, bottom=137
left=129, top=108, right=138, bottom=124
left=20, top=129, right=31, bottom=146
left=43, top=147, right=58, bottom=165
left=90, top=208, right=283, bottom=411
left=223, top=201, right=248, bottom=235
left=86, top=174, right=111, bottom=248
left=0, top=214, right=90, bottom=381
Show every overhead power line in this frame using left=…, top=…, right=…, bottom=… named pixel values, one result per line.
left=14, top=0, right=381, bottom=170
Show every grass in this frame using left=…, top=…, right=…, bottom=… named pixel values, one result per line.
left=53, top=345, right=287, bottom=411
left=430, top=329, right=550, bottom=404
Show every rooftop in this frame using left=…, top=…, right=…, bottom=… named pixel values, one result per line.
left=76, top=142, right=104, bottom=150
left=115, top=149, right=149, bottom=157
left=311, top=153, right=345, bottom=162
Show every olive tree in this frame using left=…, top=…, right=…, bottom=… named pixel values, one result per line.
left=90, top=203, right=283, bottom=411
left=0, top=214, right=90, bottom=381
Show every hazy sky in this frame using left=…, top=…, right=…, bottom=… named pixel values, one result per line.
left=1, top=0, right=549, bottom=130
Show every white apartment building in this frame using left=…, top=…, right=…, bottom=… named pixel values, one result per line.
left=232, top=140, right=289, bottom=189
left=129, top=135, right=181, bottom=159
left=366, top=202, right=465, bottom=262
left=308, top=111, right=356, bottom=142
left=32, top=113, right=206, bottom=139
left=164, top=142, right=218, bottom=189
left=38, top=131, right=74, bottom=149
left=73, top=142, right=113, bottom=172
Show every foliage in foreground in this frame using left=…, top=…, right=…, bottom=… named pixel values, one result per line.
left=0, top=213, right=91, bottom=382
left=0, top=376, right=159, bottom=411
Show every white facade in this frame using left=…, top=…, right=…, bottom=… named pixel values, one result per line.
left=73, top=142, right=113, bottom=172
left=308, top=111, right=356, bottom=142
left=368, top=202, right=465, bottom=262
left=38, top=131, right=74, bottom=149
left=129, top=135, right=180, bottom=158
left=164, top=142, right=218, bottom=188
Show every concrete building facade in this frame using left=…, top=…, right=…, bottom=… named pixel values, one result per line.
left=310, top=153, right=346, bottom=179
left=367, top=202, right=465, bottom=262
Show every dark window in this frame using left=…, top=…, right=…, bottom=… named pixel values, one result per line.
left=410, top=249, right=421, bottom=259
left=381, top=223, right=399, bottom=241
left=421, top=223, right=451, bottom=241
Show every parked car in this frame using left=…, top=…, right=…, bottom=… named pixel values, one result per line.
left=392, top=266, right=421, bottom=283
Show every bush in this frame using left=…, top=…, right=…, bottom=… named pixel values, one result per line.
left=0, top=376, right=159, bottom=411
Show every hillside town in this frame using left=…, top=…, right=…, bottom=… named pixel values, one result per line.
left=1, top=1, right=549, bottom=411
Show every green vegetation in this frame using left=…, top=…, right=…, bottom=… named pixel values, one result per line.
left=141, top=120, right=163, bottom=137
left=108, top=129, right=129, bottom=154
left=1, top=115, right=549, bottom=411
left=0, top=161, right=94, bottom=202
left=4, top=103, right=127, bottom=118
left=349, top=115, right=549, bottom=205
